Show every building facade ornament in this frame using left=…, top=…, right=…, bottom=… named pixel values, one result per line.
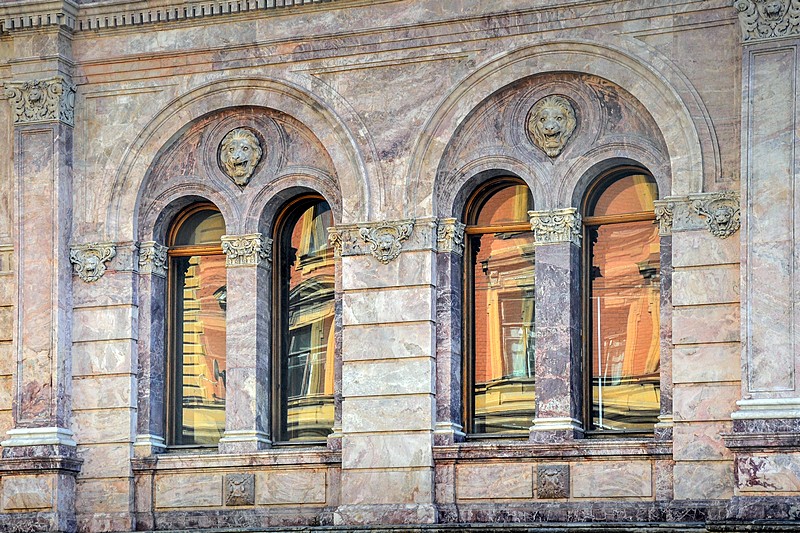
left=526, top=95, right=577, bottom=157
left=138, top=241, right=168, bottom=278
left=4, top=76, right=76, bottom=126
left=359, top=221, right=414, bottom=264
left=224, top=473, right=255, bottom=506
left=734, top=0, right=800, bottom=41
left=69, top=242, right=116, bottom=282
left=529, top=208, right=581, bottom=245
left=218, top=128, right=263, bottom=186
left=436, top=218, right=466, bottom=255
left=653, top=200, right=675, bottom=237
left=690, top=191, right=741, bottom=239
left=537, top=464, right=570, bottom=499
left=221, top=233, right=271, bottom=267
left=328, top=228, right=343, bottom=258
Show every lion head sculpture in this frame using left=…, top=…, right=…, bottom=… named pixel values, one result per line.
left=527, top=95, right=577, bottom=158
left=219, top=128, right=263, bottom=186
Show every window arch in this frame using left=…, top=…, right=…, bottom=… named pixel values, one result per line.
left=463, top=179, right=536, bottom=435
left=166, top=204, right=228, bottom=446
left=273, top=196, right=336, bottom=443
left=582, top=168, right=660, bottom=434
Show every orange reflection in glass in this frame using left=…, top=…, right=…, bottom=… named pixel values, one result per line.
left=591, top=174, right=657, bottom=217
left=475, top=184, right=533, bottom=226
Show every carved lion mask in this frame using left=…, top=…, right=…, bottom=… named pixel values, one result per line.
left=219, top=128, right=263, bottom=186
left=527, top=95, right=577, bottom=158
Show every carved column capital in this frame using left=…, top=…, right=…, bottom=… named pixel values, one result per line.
left=653, top=200, right=675, bottom=237
left=734, top=0, right=800, bottom=42
left=689, top=191, right=741, bottom=239
left=221, top=233, right=271, bottom=267
left=327, top=227, right=343, bottom=258
left=138, top=241, right=168, bottom=278
left=69, top=242, right=116, bottom=282
left=528, top=208, right=581, bottom=246
left=4, top=76, right=76, bottom=126
left=359, top=220, right=414, bottom=264
left=436, top=218, right=466, bottom=255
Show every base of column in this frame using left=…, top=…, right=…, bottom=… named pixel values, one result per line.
left=333, top=504, right=438, bottom=525
left=218, top=430, right=272, bottom=453
left=1, top=427, right=77, bottom=458
left=133, top=434, right=167, bottom=457
left=529, top=417, right=584, bottom=443
left=327, top=425, right=343, bottom=451
left=654, top=414, right=674, bottom=441
left=433, top=422, right=465, bottom=446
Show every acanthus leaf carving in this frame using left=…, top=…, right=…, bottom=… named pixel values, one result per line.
left=327, top=227, right=343, bottom=258
left=653, top=200, right=675, bottom=237
left=138, top=241, right=168, bottom=278
left=4, top=76, right=76, bottom=126
left=69, top=243, right=116, bottom=282
left=437, top=218, right=466, bottom=255
left=528, top=208, right=581, bottom=246
left=734, top=0, right=800, bottom=41
left=359, top=221, right=414, bottom=264
left=221, top=233, right=271, bottom=267
left=690, top=191, right=741, bottom=239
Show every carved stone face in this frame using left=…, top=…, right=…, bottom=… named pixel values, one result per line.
left=527, top=95, right=577, bottom=157
left=713, top=205, right=733, bottom=226
left=83, top=254, right=100, bottom=277
left=219, top=128, right=263, bottom=186
left=375, top=230, right=400, bottom=262
left=759, top=0, right=785, bottom=19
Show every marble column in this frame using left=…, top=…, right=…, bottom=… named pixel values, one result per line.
left=527, top=208, right=583, bottom=442
left=218, top=233, right=272, bottom=452
left=653, top=201, right=674, bottom=440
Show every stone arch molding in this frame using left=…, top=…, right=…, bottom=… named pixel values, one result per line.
left=107, top=75, right=375, bottom=242
left=410, top=36, right=720, bottom=218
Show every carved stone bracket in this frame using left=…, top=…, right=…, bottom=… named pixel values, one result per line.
left=221, top=233, right=272, bottom=268
left=528, top=208, right=581, bottom=246
left=653, top=200, right=675, bottom=237
left=734, top=0, right=800, bottom=42
left=537, top=464, right=570, bottom=499
left=4, top=76, right=76, bottom=126
left=436, top=218, right=466, bottom=255
left=138, top=241, right=168, bottom=278
left=690, top=191, right=741, bottom=239
left=69, top=242, right=116, bottom=282
left=359, top=221, right=414, bottom=264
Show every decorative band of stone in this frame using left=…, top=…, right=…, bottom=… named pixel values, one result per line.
left=138, top=241, right=168, bottom=278
left=732, top=398, right=800, bottom=420
left=221, top=233, right=272, bottom=267
left=734, top=0, right=800, bottom=42
left=69, top=242, right=116, bottom=282
left=436, top=218, right=466, bottom=255
left=653, top=199, right=674, bottom=237
left=528, top=208, right=581, bottom=246
left=657, top=191, right=740, bottom=238
left=1, top=427, right=77, bottom=448
left=4, top=76, right=76, bottom=126
left=530, top=417, right=583, bottom=431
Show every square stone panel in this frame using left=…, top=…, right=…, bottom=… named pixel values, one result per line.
left=225, top=473, right=255, bottom=506
left=537, top=464, right=569, bottom=499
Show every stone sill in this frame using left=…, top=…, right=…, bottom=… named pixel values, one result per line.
left=721, top=432, right=800, bottom=451
left=0, top=455, right=82, bottom=474
left=433, top=438, right=672, bottom=461
left=132, top=447, right=341, bottom=473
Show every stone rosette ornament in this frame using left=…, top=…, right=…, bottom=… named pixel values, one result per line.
left=359, top=221, right=414, bottom=264
left=527, top=95, right=577, bottom=158
left=218, top=128, right=263, bottom=186
left=734, top=0, right=800, bottom=41
left=691, top=191, right=741, bottom=239
left=69, top=243, right=116, bottom=282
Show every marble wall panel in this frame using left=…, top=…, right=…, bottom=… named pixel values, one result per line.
left=672, top=229, right=739, bottom=268
left=0, top=342, right=14, bottom=375
left=340, top=469, right=432, bottom=505
left=342, top=251, right=433, bottom=290
left=737, top=454, right=800, bottom=493
left=0, top=374, right=12, bottom=408
left=0, top=306, right=12, bottom=340
left=72, top=339, right=135, bottom=376
left=155, top=474, right=222, bottom=508
left=72, top=407, right=135, bottom=443
left=1, top=475, right=53, bottom=511
left=673, top=382, right=739, bottom=422
left=342, top=287, right=434, bottom=326
left=72, top=270, right=137, bottom=309
left=256, top=469, right=326, bottom=505
left=672, top=343, right=741, bottom=383
left=342, top=358, right=433, bottom=397
left=72, top=375, right=134, bottom=410
left=571, top=462, right=652, bottom=499
left=0, top=274, right=14, bottom=305
left=673, top=461, right=733, bottom=500
left=76, top=443, right=132, bottom=478
left=72, top=306, right=137, bottom=343
left=75, top=478, right=133, bottom=515
left=673, top=421, right=733, bottom=461
left=342, top=433, right=433, bottom=469
left=0, top=410, right=12, bottom=437
left=672, top=266, right=740, bottom=306
left=672, top=304, right=739, bottom=345
left=455, top=464, right=533, bottom=500
left=342, top=322, right=434, bottom=361
left=342, top=396, right=434, bottom=433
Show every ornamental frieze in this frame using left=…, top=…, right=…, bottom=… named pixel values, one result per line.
left=436, top=218, right=466, bottom=255
left=69, top=243, right=116, bottom=282
left=4, top=77, right=76, bottom=126
left=734, top=0, right=800, bottom=41
left=138, top=241, right=168, bottom=278
left=359, top=221, right=414, bottom=264
left=221, top=233, right=272, bottom=267
left=529, top=208, right=581, bottom=245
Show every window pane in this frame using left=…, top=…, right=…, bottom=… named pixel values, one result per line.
left=475, top=184, right=533, bottom=226
left=173, top=254, right=227, bottom=445
left=280, top=200, right=335, bottom=442
left=589, top=220, right=660, bottom=431
left=590, top=174, right=657, bottom=217
left=470, top=231, right=536, bottom=434
left=173, top=209, right=226, bottom=246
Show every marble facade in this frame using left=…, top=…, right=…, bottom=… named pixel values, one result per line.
left=0, top=0, right=797, bottom=531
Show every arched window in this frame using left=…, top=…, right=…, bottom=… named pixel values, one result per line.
left=167, top=205, right=227, bottom=446
left=463, top=179, right=536, bottom=435
left=583, top=169, right=660, bottom=434
left=274, top=196, right=336, bottom=443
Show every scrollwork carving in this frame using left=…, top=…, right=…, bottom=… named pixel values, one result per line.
left=529, top=208, right=581, bottom=246
left=221, top=233, right=271, bottom=267
left=653, top=200, right=675, bottom=237
left=138, top=241, right=168, bottom=278
left=359, top=221, right=414, bottom=264
left=69, top=243, right=116, bottom=282
left=734, top=0, right=800, bottom=41
left=437, top=218, right=466, bottom=255
left=690, top=191, right=741, bottom=238
left=4, top=77, right=76, bottom=126
left=328, top=228, right=343, bottom=258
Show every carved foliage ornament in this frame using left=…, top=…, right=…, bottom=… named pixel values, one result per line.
left=4, top=77, right=76, bottom=126
left=691, top=191, right=741, bottom=239
left=219, top=128, right=263, bottom=186
left=70, top=243, right=116, bottom=282
left=138, top=241, right=168, bottom=278
left=328, top=228, right=343, bottom=258
left=527, top=95, right=577, bottom=158
left=653, top=200, right=675, bottom=237
left=529, top=208, right=581, bottom=246
left=221, top=234, right=272, bottom=267
left=359, top=221, right=414, bottom=264
left=537, top=465, right=570, bottom=499
left=734, top=0, right=800, bottom=41
left=437, top=218, right=466, bottom=255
